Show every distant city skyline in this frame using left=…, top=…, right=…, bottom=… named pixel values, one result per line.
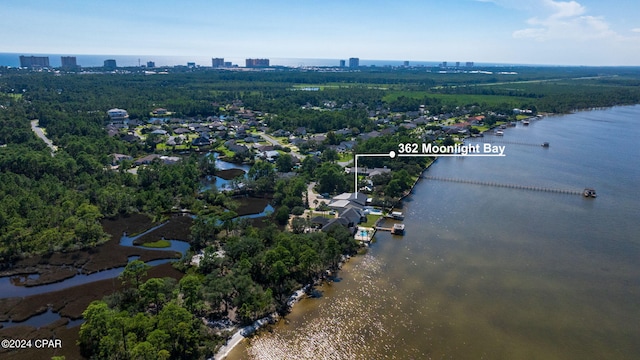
left=1, top=0, right=640, bottom=66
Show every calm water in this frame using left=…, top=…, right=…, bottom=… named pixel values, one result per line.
left=231, top=106, right=640, bottom=360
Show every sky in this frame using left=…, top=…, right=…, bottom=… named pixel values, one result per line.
left=2, top=0, right=640, bottom=66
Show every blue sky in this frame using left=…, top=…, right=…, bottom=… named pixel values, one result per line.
left=2, top=0, right=640, bottom=66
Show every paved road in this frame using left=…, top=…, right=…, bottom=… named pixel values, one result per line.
left=30, top=120, right=58, bottom=155
left=259, top=132, right=304, bottom=160
left=307, top=181, right=325, bottom=209
left=214, top=329, right=246, bottom=360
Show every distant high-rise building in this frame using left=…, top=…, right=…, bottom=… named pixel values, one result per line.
left=104, top=59, right=117, bottom=69
left=339, top=60, right=346, bottom=67
left=456, top=61, right=460, bottom=68
left=224, top=62, right=232, bottom=67
left=187, top=62, right=196, bottom=68
left=19, top=55, right=50, bottom=69
left=212, top=58, right=225, bottom=68
left=441, top=61, right=448, bottom=67
left=465, top=62, right=475, bottom=67
left=348, top=57, right=359, bottom=68
left=60, top=56, right=78, bottom=69
left=404, top=61, right=410, bottom=67
left=146, top=61, right=155, bottom=68
left=245, top=58, right=270, bottom=67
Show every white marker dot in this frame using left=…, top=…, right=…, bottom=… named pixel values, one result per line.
left=389, top=150, right=396, bottom=158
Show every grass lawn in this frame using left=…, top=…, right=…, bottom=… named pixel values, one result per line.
left=157, top=143, right=191, bottom=151
left=141, top=239, right=171, bottom=248
left=361, top=214, right=382, bottom=228
left=338, top=152, right=353, bottom=162
left=473, top=125, right=491, bottom=132
left=215, top=144, right=235, bottom=158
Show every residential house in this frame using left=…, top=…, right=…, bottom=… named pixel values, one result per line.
left=256, top=145, right=275, bottom=152
left=110, top=153, right=133, bottom=165
left=134, top=154, right=161, bottom=166
left=272, top=129, right=290, bottom=137
left=359, top=130, right=381, bottom=141
left=321, top=217, right=351, bottom=233
left=380, top=127, right=397, bottom=136
left=261, top=150, right=280, bottom=162
left=192, top=137, right=211, bottom=146
left=335, top=128, right=353, bottom=136
left=107, top=108, right=128, bottom=122
left=159, top=156, right=181, bottom=165
left=412, top=116, right=429, bottom=125
left=150, top=129, right=168, bottom=135
left=400, top=123, right=417, bottom=130
left=289, top=138, right=306, bottom=147
left=224, top=140, right=250, bottom=154
left=173, top=127, right=191, bottom=135
left=308, top=134, right=327, bottom=143
left=152, top=108, right=168, bottom=116
left=121, top=134, right=141, bottom=143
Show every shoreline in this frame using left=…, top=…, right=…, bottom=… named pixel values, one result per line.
left=213, top=161, right=439, bottom=359
left=213, top=257, right=351, bottom=359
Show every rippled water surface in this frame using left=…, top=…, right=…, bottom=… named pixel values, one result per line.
left=231, top=106, right=640, bottom=360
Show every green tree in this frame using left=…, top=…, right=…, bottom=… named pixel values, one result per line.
left=140, top=277, right=174, bottom=314
left=316, top=162, right=348, bottom=195
left=291, top=217, right=308, bottom=234
left=275, top=153, right=294, bottom=172
left=275, top=205, right=290, bottom=225
left=119, top=260, right=151, bottom=290
left=78, top=301, right=111, bottom=358
left=179, top=275, right=204, bottom=313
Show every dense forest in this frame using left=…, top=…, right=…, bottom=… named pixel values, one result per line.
left=2, top=66, right=639, bottom=262
left=1, top=66, right=640, bottom=358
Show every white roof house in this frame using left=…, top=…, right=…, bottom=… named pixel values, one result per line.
left=107, top=108, right=129, bottom=121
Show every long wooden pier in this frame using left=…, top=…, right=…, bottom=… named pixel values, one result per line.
left=475, top=140, right=549, bottom=147
left=422, top=175, right=584, bottom=195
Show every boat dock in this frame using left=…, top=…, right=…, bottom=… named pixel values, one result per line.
left=475, top=139, right=550, bottom=147
left=423, top=176, right=594, bottom=196
left=375, top=223, right=405, bottom=235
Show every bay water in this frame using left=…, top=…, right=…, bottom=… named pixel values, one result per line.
left=230, top=106, right=640, bottom=359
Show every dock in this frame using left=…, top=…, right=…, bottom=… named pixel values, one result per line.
left=422, top=176, right=593, bottom=196
left=375, top=223, right=405, bottom=235
left=474, top=140, right=550, bottom=148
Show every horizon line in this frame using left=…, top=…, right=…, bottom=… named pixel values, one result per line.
left=3, top=52, right=639, bottom=68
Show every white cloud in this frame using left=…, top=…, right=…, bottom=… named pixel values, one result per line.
left=511, top=0, right=619, bottom=41
left=544, top=0, right=585, bottom=19
left=632, top=28, right=640, bottom=33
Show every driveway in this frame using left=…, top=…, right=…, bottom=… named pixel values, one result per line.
left=259, top=132, right=304, bottom=160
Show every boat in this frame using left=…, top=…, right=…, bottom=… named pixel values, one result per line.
left=390, top=211, right=404, bottom=220
left=391, top=223, right=405, bottom=235
left=495, top=130, right=504, bottom=136
left=522, top=119, right=530, bottom=125
left=583, top=188, right=597, bottom=198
